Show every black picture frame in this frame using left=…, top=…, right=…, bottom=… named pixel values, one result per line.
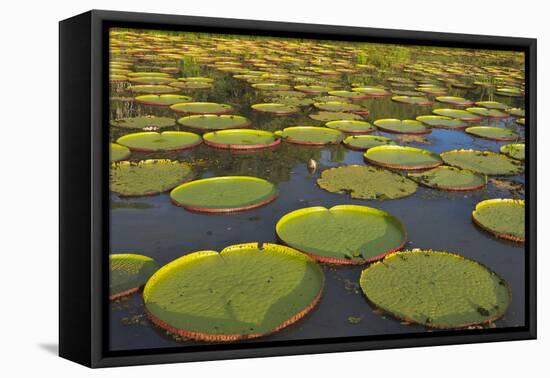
left=59, top=9, right=537, bottom=368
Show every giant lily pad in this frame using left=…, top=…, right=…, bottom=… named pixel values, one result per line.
left=500, top=143, right=525, bottom=161
left=170, top=102, right=233, bottom=115
left=110, top=254, right=159, bottom=300
left=328, top=90, right=370, bottom=100
left=116, top=131, right=202, bottom=152
left=465, top=126, right=519, bottom=141
left=391, top=96, right=433, bottom=105
left=475, top=101, right=508, bottom=110
left=169, top=81, right=213, bottom=90
left=465, top=107, right=510, bottom=119
left=110, top=160, right=193, bottom=197
left=435, top=96, right=474, bottom=106
left=364, top=145, right=443, bottom=170
left=351, top=87, right=391, bottom=96
left=135, top=94, right=193, bottom=107
left=343, top=135, right=395, bottom=150
left=432, top=109, right=483, bottom=122
left=177, top=114, right=251, bottom=131
left=516, top=118, right=525, bottom=126
left=317, top=165, right=417, bottom=200
left=251, top=103, right=299, bottom=115
left=373, top=119, right=431, bottom=135
left=129, top=76, right=173, bottom=85
left=506, top=108, right=525, bottom=117
left=275, top=126, right=344, bottom=145
left=276, top=205, right=406, bottom=264
left=143, top=243, right=323, bottom=341
left=472, top=199, right=525, bottom=242
left=325, top=120, right=375, bottom=134
left=251, top=83, right=291, bottom=91
left=309, top=111, right=363, bottom=122
left=295, top=85, right=334, bottom=94
left=110, top=143, right=130, bottom=162
left=110, top=116, right=176, bottom=130
left=408, top=166, right=487, bottom=191
left=313, top=102, right=368, bottom=114
left=441, top=149, right=524, bottom=175
left=170, top=176, right=278, bottom=212
left=360, top=250, right=511, bottom=328
left=416, top=115, right=468, bottom=129
left=496, top=87, right=523, bottom=97
left=130, top=85, right=180, bottom=94
left=203, top=129, right=280, bottom=149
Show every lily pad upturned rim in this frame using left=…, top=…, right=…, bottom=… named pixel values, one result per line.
left=465, top=107, right=511, bottom=119
left=364, top=145, right=443, bottom=170
left=465, top=126, right=519, bottom=141
left=110, top=143, right=131, bottom=162
left=373, top=119, right=431, bottom=135
left=170, top=102, right=234, bottom=115
left=274, top=126, right=344, bottom=146
left=325, top=120, right=375, bottom=134
left=109, top=254, right=159, bottom=300
left=343, top=135, right=395, bottom=150
left=472, top=198, right=525, bottom=242
left=432, top=108, right=484, bottom=122
left=276, top=205, right=407, bottom=265
left=435, top=96, right=474, bottom=106
left=177, top=114, right=251, bottom=131
left=116, top=131, right=202, bottom=152
left=251, top=103, right=300, bottom=115
left=391, top=96, right=434, bottom=106
left=203, top=129, right=281, bottom=150
left=415, top=115, right=469, bottom=129
left=500, top=143, right=525, bottom=161
left=143, top=242, right=324, bottom=341
left=134, top=94, right=193, bottom=107
left=408, top=166, right=487, bottom=191
left=440, top=149, right=524, bottom=176
left=170, top=176, right=279, bottom=213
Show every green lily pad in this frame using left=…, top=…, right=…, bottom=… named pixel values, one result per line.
left=416, top=86, right=448, bottom=95
left=506, top=108, right=525, bottom=117
left=325, top=120, right=375, bottom=134
left=313, top=102, right=368, bottom=114
left=374, top=119, right=431, bottom=135
left=391, top=96, right=433, bottom=105
left=170, top=176, right=278, bottom=212
left=251, top=103, right=299, bottom=115
left=433, top=108, right=483, bottom=122
left=251, top=83, right=291, bottom=91
left=110, top=159, right=193, bottom=197
left=343, top=135, right=396, bottom=150
left=309, top=111, right=363, bottom=122
left=472, top=199, right=525, bottom=242
left=496, top=87, right=523, bottom=97
left=435, top=96, right=474, bottom=106
left=317, top=165, right=417, bottom=200
left=500, top=143, right=525, bottom=160
left=110, top=143, right=131, bottom=162
left=360, top=250, right=511, bottom=328
left=295, top=85, right=334, bottom=94
left=465, top=107, right=510, bottom=119
left=441, top=149, right=524, bottom=175
left=143, top=243, right=323, bottom=341
left=274, top=126, right=344, bottom=145
left=408, top=166, right=487, bottom=191
left=130, top=85, right=180, bottom=94
left=110, top=116, right=176, bottom=130
left=516, top=118, right=525, bottom=126
left=177, top=114, right=251, bottom=131
left=110, top=254, right=160, bottom=300
left=203, top=129, right=280, bottom=149
left=276, top=205, right=406, bottom=264
left=177, top=76, right=214, bottom=83
left=364, top=145, right=443, bottom=170
left=328, top=90, right=370, bottom=100
left=465, top=126, right=519, bottom=141
left=415, top=115, right=468, bottom=129
left=170, top=102, right=233, bottom=115
left=128, top=76, right=173, bottom=85
left=116, top=131, right=202, bottom=152
left=128, top=72, right=170, bottom=77
left=351, top=87, right=391, bottom=96
left=169, top=81, right=213, bottom=90
left=135, top=94, right=193, bottom=106
left=475, top=101, right=508, bottom=110
left=271, top=97, right=314, bottom=107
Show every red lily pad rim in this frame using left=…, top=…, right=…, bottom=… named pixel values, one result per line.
left=110, top=287, right=140, bottom=301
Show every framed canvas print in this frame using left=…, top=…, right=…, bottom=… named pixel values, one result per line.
left=59, top=10, right=536, bottom=368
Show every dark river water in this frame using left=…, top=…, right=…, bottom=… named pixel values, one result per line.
left=109, top=62, right=525, bottom=352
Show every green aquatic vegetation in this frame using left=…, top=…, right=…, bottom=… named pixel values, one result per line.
left=343, top=135, right=395, bottom=150
left=143, top=243, right=323, bottom=341
left=360, top=250, right=511, bottom=328
left=128, top=76, right=173, bottom=85
left=364, top=145, right=443, bottom=170
left=408, top=166, right=487, bottom=191
left=325, top=120, right=375, bottom=133
left=472, top=199, right=525, bottom=242
left=516, top=118, right=525, bottom=126
left=391, top=96, right=433, bottom=105
left=251, top=82, right=291, bottom=91
left=327, top=90, right=370, bottom=100
left=276, top=205, right=407, bottom=264
left=415, top=115, right=468, bottom=129
left=170, top=102, right=233, bottom=114
left=135, top=94, right=193, bottom=106
left=475, top=101, right=508, bottom=110
left=465, top=126, right=519, bottom=141
left=170, top=176, right=278, bottom=212
left=313, top=102, right=368, bottom=113
left=110, top=159, right=193, bottom=197
left=500, top=143, right=525, bottom=161
left=441, top=149, right=524, bottom=175
left=506, top=108, right=525, bottom=117
left=495, top=87, right=523, bottom=97
left=129, top=85, right=180, bottom=94
left=309, top=111, right=363, bottom=122
left=169, top=81, right=213, bottom=89
left=177, top=114, right=251, bottom=131
left=116, top=131, right=201, bottom=152
left=251, top=103, right=299, bottom=115
left=110, top=143, right=131, bottom=162
left=110, top=116, right=176, bottom=130
left=203, top=129, right=280, bottom=149
left=275, top=126, right=344, bottom=145
left=373, top=119, right=430, bottom=134
left=317, top=165, right=418, bottom=200
left=465, top=107, right=509, bottom=119
left=270, top=97, right=314, bottom=107
left=432, top=108, right=483, bottom=122
left=351, top=86, right=391, bottom=96
left=435, top=96, right=474, bottom=106
left=127, top=72, right=171, bottom=77
left=295, top=85, right=334, bottom=94
left=110, top=254, right=159, bottom=300
left=416, top=86, right=448, bottom=95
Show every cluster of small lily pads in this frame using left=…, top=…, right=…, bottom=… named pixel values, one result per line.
left=108, top=30, right=525, bottom=342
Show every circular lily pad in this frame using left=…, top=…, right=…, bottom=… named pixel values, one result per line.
left=135, top=94, right=193, bottom=107
left=325, top=120, right=375, bottom=134
left=251, top=103, right=299, bottom=115
left=328, top=90, right=370, bottom=100
left=110, top=160, right=193, bottom=197
left=251, top=83, right=291, bottom=91
left=116, top=131, right=202, bottom=152
left=110, top=116, right=176, bottom=130
left=271, top=97, right=314, bottom=107
left=391, top=96, right=433, bottom=105
left=373, top=119, right=431, bottom=135
left=351, top=87, right=391, bottom=96
left=465, top=126, right=519, bottom=141
left=433, top=108, right=483, bottom=122
left=435, top=96, right=474, bottom=106
left=203, top=129, right=280, bottom=150
left=169, top=81, right=213, bottom=90
left=475, top=101, right=508, bottom=110
left=177, top=114, right=251, bottom=131
left=496, top=87, right=523, bottom=97
left=143, top=243, right=323, bottom=341
left=170, top=102, right=233, bottom=115
left=276, top=205, right=406, bottom=264
left=317, top=165, right=417, bottom=200
left=130, top=85, right=180, bottom=94
left=500, top=143, right=525, bottom=160
left=408, top=166, right=487, bottom=191
left=506, top=108, right=525, bottom=117
left=313, top=102, right=368, bottom=114
left=110, top=143, right=130, bottom=162
left=343, top=135, right=395, bottom=150
left=441, top=149, right=524, bottom=175
left=360, top=250, right=511, bottom=328
left=416, top=86, right=448, bottom=95
left=472, top=199, right=525, bottom=242
left=309, top=111, right=363, bottom=122
left=171, top=176, right=278, bottom=212
left=274, top=126, right=344, bottom=145
left=364, top=145, right=443, bottom=170
left=110, top=254, right=160, bottom=300
left=465, top=107, right=510, bottom=119
left=295, top=85, right=334, bottom=94
left=416, top=115, right=468, bottom=129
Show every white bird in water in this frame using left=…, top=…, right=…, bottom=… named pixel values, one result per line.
left=307, top=159, right=317, bottom=173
